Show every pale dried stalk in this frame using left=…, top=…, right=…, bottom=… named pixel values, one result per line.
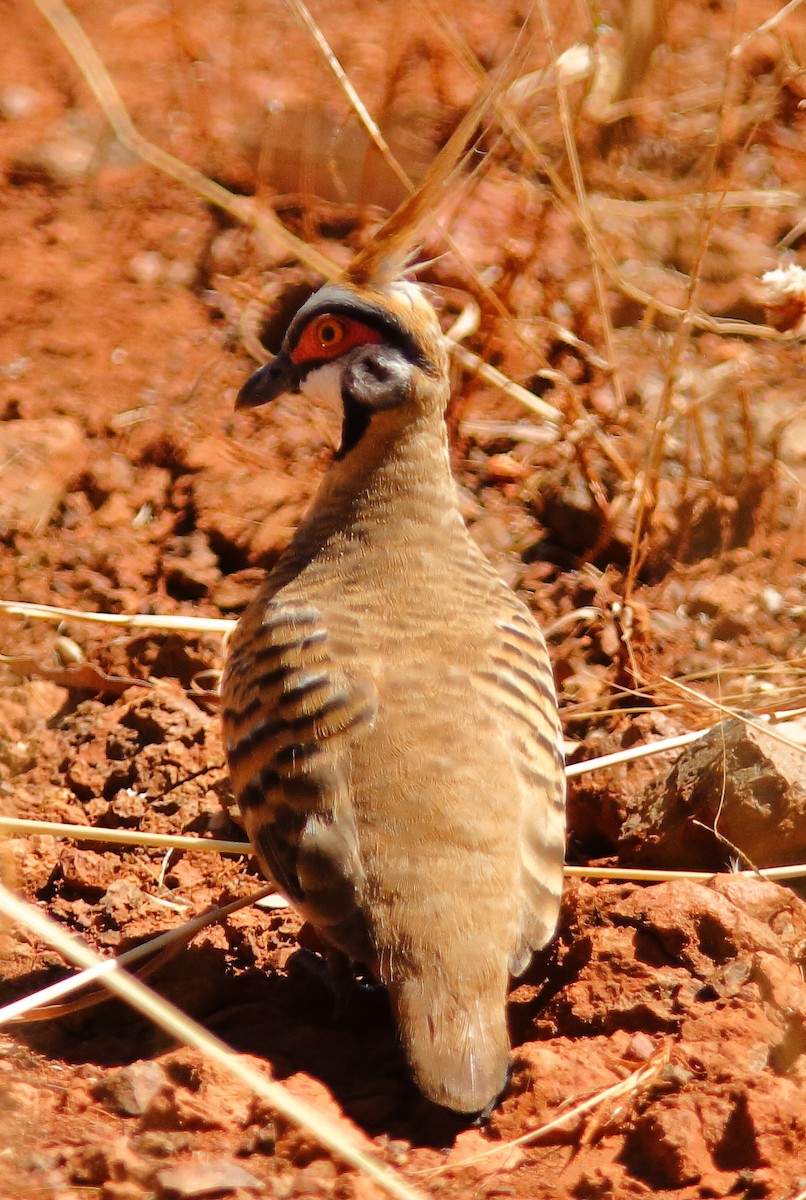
left=0, top=598, right=234, bottom=633
left=623, top=5, right=745, bottom=600
left=28, top=0, right=559, bottom=420
left=0, top=884, right=275, bottom=1023
left=448, top=343, right=563, bottom=424
left=593, top=191, right=803, bottom=219
left=285, top=0, right=409, bottom=190
left=0, top=881, right=429, bottom=1200
left=30, top=0, right=336, bottom=277
left=445, top=307, right=563, bottom=424
left=535, top=0, right=625, bottom=410
left=3, top=817, right=804, bottom=882
left=661, top=676, right=806, bottom=759
left=564, top=727, right=710, bottom=776
left=564, top=864, right=806, bottom=882
left=729, top=0, right=806, bottom=58
left=0, top=816, right=245, bottom=855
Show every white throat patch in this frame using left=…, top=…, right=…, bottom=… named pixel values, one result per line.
left=299, top=362, right=344, bottom=414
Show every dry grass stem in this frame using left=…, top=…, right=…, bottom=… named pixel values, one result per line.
left=564, top=864, right=806, bottom=882
left=729, top=0, right=806, bottom=57
left=564, top=727, right=713, bottom=777
left=592, top=191, right=803, bottom=219
left=0, top=599, right=235, bottom=633
left=5, top=816, right=803, bottom=883
left=442, top=299, right=564, bottom=421
left=285, top=0, right=410, bottom=192
left=30, top=0, right=337, bottom=278
left=662, top=677, right=806, bottom=759
left=444, top=298, right=481, bottom=343
left=0, top=882, right=430, bottom=1200
left=536, top=0, right=625, bottom=410
left=0, top=884, right=275, bottom=1024
left=449, top=344, right=563, bottom=424
left=0, top=816, right=248, bottom=856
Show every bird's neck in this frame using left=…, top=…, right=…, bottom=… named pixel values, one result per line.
left=284, top=410, right=466, bottom=569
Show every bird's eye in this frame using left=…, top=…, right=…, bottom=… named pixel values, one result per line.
left=290, top=312, right=383, bottom=365
left=313, top=316, right=345, bottom=349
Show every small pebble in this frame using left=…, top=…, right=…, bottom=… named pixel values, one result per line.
left=0, top=84, right=40, bottom=120
left=155, top=1160, right=261, bottom=1198
left=92, top=1061, right=169, bottom=1118
left=623, top=1032, right=655, bottom=1062
left=758, top=586, right=784, bottom=617
left=128, top=251, right=165, bottom=286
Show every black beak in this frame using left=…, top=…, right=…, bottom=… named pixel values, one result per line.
left=235, top=350, right=300, bottom=410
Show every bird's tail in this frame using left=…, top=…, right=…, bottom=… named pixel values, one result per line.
left=388, top=974, right=511, bottom=1115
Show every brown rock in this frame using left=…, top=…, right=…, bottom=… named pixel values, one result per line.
left=102, top=1184, right=148, bottom=1200
left=0, top=417, right=86, bottom=532
left=51, top=846, right=118, bottom=901
left=93, top=1061, right=170, bottom=1118
left=445, top=1128, right=524, bottom=1176
left=273, top=1073, right=376, bottom=1166
left=163, top=532, right=221, bottom=601
left=155, top=1160, right=261, bottom=1198
left=621, top=717, right=806, bottom=870
left=625, top=1097, right=712, bottom=1187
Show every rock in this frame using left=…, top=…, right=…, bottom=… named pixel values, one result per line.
left=93, top=1062, right=170, bottom=1118
left=445, top=1128, right=524, bottom=1176
left=0, top=1080, right=40, bottom=1114
left=344, top=1177, right=387, bottom=1200
left=620, top=717, right=806, bottom=870
left=68, top=1146, right=112, bottom=1186
left=162, top=532, right=221, bottom=600
left=272, top=1073, right=376, bottom=1166
left=237, top=1124, right=276, bottom=1157
left=128, top=252, right=166, bottom=286
left=687, top=576, right=754, bottom=638
left=625, top=1097, right=714, bottom=1187
left=154, top=1160, right=261, bottom=1198
left=758, top=586, right=784, bottom=616
left=49, top=846, right=118, bottom=901
left=287, top=1160, right=336, bottom=1196
left=209, top=568, right=266, bottom=613
left=0, top=418, right=86, bottom=533
left=8, top=114, right=98, bottom=184
left=530, top=878, right=806, bottom=1191
left=7, top=111, right=132, bottom=185
left=622, top=1032, right=655, bottom=1062
left=102, top=1183, right=147, bottom=1200
left=505, top=1042, right=622, bottom=1141
left=0, top=85, right=41, bottom=120
left=570, top=1166, right=617, bottom=1197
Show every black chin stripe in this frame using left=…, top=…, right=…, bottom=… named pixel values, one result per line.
left=334, top=394, right=370, bottom=460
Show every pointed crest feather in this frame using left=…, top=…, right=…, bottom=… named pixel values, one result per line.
left=342, top=41, right=531, bottom=290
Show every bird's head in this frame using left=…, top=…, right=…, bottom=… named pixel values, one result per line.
left=235, top=280, right=449, bottom=458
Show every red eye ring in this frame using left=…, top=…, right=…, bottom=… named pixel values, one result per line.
left=290, top=313, right=384, bottom=365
